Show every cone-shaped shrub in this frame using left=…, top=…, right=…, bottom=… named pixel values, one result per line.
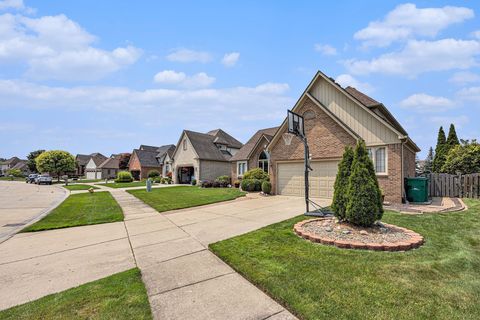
left=331, top=146, right=354, bottom=221
left=345, top=140, right=383, bottom=227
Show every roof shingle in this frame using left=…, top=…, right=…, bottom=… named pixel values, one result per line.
left=230, top=127, right=278, bottom=161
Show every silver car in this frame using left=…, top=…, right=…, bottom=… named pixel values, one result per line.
left=36, top=174, right=53, bottom=185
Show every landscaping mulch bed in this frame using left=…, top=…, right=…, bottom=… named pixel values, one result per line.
left=294, top=217, right=424, bottom=251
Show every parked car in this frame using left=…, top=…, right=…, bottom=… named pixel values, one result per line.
left=25, top=174, right=39, bottom=183
left=36, top=174, right=53, bottom=185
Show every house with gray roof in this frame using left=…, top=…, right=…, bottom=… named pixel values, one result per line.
left=171, top=129, right=243, bottom=184
left=230, top=126, right=278, bottom=181
left=0, top=157, right=23, bottom=175
left=84, top=153, right=108, bottom=179
left=128, top=144, right=176, bottom=180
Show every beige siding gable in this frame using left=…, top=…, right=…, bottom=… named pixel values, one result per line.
left=309, top=78, right=400, bottom=145
left=173, top=133, right=198, bottom=167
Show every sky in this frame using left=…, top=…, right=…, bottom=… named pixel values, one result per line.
left=1, top=0, right=479, bottom=159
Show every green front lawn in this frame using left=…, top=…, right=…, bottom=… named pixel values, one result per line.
left=63, top=184, right=99, bottom=191
left=76, top=179, right=103, bottom=183
left=98, top=181, right=149, bottom=189
left=22, top=191, right=124, bottom=232
left=0, top=176, right=24, bottom=181
left=210, top=199, right=480, bottom=320
left=129, top=186, right=246, bottom=213
left=0, top=268, right=152, bottom=320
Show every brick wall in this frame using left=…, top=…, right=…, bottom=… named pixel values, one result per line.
left=269, top=97, right=357, bottom=194
left=377, top=144, right=402, bottom=203
left=404, top=146, right=416, bottom=178
left=200, top=160, right=231, bottom=182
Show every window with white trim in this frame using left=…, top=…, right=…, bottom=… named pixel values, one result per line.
left=237, top=161, right=247, bottom=176
left=258, top=151, right=269, bottom=173
left=367, top=146, right=387, bottom=174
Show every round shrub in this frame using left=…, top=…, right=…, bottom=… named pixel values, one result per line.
left=234, top=180, right=240, bottom=188
left=7, top=169, right=23, bottom=177
left=240, top=179, right=251, bottom=191
left=261, top=181, right=272, bottom=194
left=153, top=176, right=162, bottom=183
left=202, top=180, right=213, bottom=188
left=192, top=179, right=197, bottom=186
left=212, top=180, right=221, bottom=188
left=243, top=168, right=269, bottom=181
left=241, top=179, right=262, bottom=192
left=148, top=170, right=160, bottom=178
left=253, top=179, right=262, bottom=191
left=115, top=171, right=133, bottom=183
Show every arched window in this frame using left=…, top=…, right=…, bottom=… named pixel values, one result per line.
left=258, top=151, right=269, bottom=173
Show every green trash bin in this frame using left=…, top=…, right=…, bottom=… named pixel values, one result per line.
left=405, top=177, right=429, bottom=203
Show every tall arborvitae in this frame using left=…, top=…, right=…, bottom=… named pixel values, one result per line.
left=432, top=126, right=447, bottom=173
left=446, top=123, right=460, bottom=150
left=424, top=147, right=434, bottom=173
left=332, top=146, right=354, bottom=221
left=345, top=140, right=383, bottom=227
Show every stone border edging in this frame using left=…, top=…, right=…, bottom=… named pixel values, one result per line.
left=294, top=218, right=424, bottom=252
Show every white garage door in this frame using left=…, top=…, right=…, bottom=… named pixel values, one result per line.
left=277, top=161, right=339, bottom=198
left=86, top=171, right=98, bottom=180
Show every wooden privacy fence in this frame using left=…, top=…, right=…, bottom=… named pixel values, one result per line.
left=427, top=173, right=480, bottom=199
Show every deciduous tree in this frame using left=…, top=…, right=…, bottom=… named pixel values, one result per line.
left=36, top=150, right=75, bottom=181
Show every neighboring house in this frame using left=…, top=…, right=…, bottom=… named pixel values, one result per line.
left=266, top=71, right=420, bottom=203
left=230, top=127, right=279, bottom=180
left=75, top=154, right=91, bottom=176
left=84, top=153, right=108, bottom=179
left=158, top=147, right=176, bottom=177
left=128, top=144, right=176, bottom=180
left=0, top=157, right=22, bottom=175
left=172, top=129, right=243, bottom=184
left=97, top=157, right=120, bottom=179
left=9, top=160, right=30, bottom=175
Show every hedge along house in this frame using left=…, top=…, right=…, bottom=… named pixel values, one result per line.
left=128, top=144, right=176, bottom=180
left=230, top=127, right=279, bottom=181
left=267, top=71, right=420, bottom=203
left=172, top=129, right=243, bottom=184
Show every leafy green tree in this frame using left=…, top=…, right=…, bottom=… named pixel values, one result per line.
left=442, top=141, right=480, bottom=174
left=332, top=146, right=354, bottom=221
left=345, top=140, right=383, bottom=227
left=27, top=150, right=45, bottom=173
left=36, top=150, right=75, bottom=181
left=432, top=126, right=447, bottom=172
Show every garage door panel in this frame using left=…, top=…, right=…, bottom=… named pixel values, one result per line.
left=277, top=161, right=338, bottom=199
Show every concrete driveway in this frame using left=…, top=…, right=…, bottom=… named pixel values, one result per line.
left=0, top=187, right=330, bottom=318
left=0, top=181, right=67, bottom=243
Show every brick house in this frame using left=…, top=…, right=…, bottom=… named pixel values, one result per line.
left=172, top=129, right=243, bottom=184
left=0, top=157, right=22, bottom=175
left=266, top=71, right=420, bottom=203
left=128, top=145, right=176, bottom=180
left=230, top=127, right=279, bottom=181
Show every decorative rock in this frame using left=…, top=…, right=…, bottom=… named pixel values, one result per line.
left=359, top=230, right=368, bottom=236
left=325, top=227, right=333, bottom=232
left=342, top=230, right=351, bottom=235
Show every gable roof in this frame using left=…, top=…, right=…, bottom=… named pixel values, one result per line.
left=184, top=130, right=234, bottom=161
left=156, top=144, right=176, bottom=158
left=268, top=70, right=420, bottom=152
left=10, top=161, right=27, bottom=170
left=206, top=129, right=243, bottom=149
left=139, top=145, right=160, bottom=152
left=76, top=154, right=91, bottom=166
left=132, top=149, right=161, bottom=167
left=98, top=157, right=120, bottom=169
left=4, top=157, right=20, bottom=165
left=230, top=127, right=278, bottom=161
left=89, top=153, right=108, bottom=166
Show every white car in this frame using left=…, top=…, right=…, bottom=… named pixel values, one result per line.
left=36, top=174, right=53, bottom=185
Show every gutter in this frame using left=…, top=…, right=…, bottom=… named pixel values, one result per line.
left=400, top=137, right=407, bottom=203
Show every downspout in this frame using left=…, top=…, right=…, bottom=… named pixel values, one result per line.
left=400, top=136, right=407, bottom=203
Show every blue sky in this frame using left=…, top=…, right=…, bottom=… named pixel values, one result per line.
left=1, top=0, right=480, bottom=159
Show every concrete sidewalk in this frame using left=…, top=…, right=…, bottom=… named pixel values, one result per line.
left=110, top=190, right=316, bottom=319
left=0, top=185, right=329, bottom=318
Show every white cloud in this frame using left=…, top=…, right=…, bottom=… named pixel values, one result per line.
left=399, top=93, right=455, bottom=113
left=335, top=74, right=374, bottom=94
left=0, top=13, right=141, bottom=81
left=457, top=86, right=480, bottom=103
left=345, top=39, right=480, bottom=76
left=153, top=70, right=186, bottom=84
left=166, top=48, right=211, bottom=63
left=153, top=70, right=215, bottom=88
left=354, top=3, right=474, bottom=47
left=449, top=71, right=480, bottom=84
left=221, top=52, right=240, bottom=67
left=471, top=30, right=480, bottom=39
left=314, top=43, right=337, bottom=55
left=0, top=0, right=28, bottom=11
left=0, top=80, right=292, bottom=127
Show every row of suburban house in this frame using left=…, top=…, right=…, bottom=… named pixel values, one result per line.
left=6, top=71, right=419, bottom=204
left=0, top=157, right=29, bottom=175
